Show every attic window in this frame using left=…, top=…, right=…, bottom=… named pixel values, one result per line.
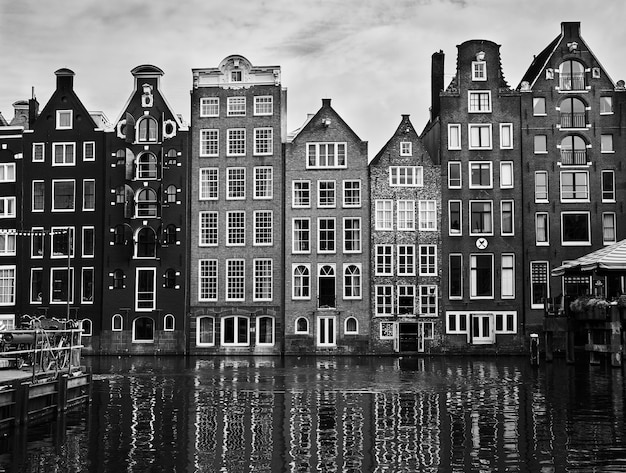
left=472, top=61, right=486, bottom=81
left=56, top=110, right=73, bottom=130
left=231, top=70, right=242, bottom=82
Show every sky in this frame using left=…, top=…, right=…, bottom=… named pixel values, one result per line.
left=1, top=0, right=625, bottom=158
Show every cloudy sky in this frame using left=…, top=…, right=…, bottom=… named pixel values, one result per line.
left=1, top=0, right=625, bottom=156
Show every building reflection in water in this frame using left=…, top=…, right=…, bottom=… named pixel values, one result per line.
left=1, top=356, right=625, bottom=472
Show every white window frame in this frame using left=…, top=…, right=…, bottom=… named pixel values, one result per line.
left=51, top=226, right=74, bottom=259
left=600, top=96, right=613, bottom=115
left=199, top=168, right=219, bottom=200
left=56, top=110, right=73, bottom=130
left=419, top=200, right=437, bottom=231
left=81, top=267, right=95, bottom=304
left=419, top=285, right=438, bottom=317
left=389, top=166, right=423, bottom=187
left=375, top=245, right=393, bottom=276
left=400, top=142, right=412, bottom=156
left=344, top=317, right=359, bottom=334
left=468, top=90, right=492, bottom=113
left=292, top=218, right=311, bottom=254
left=256, top=316, right=275, bottom=345
left=397, top=200, right=415, bottom=231
left=226, top=129, right=246, bottom=157
left=468, top=124, right=492, bottom=150
left=306, top=142, right=347, bottom=169
left=342, top=217, right=361, bottom=253
left=500, top=200, right=514, bottom=236
left=495, top=312, right=517, bottom=334
left=135, top=268, right=156, bottom=311
left=254, top=96, right=274, bottom=116
left=294, top=317, right=309, bottom=334
left=343, top=263, right=362, bottom=300
left=226, top=211, right=245, bottom=246
left=200, top=97, right=219, bottom=117
left=253, top=258, right=273, bottom=302
left=254, top=127, right=273, bottom=156
left=52, top=142, right=76, bottom=166
left=83, top=142, right=95, bottom=162
left=533, top=97, right=547, bottom=116
left=602, top=212, right=617, bottom=245
left=449, top=254, right=463, bottom=300
left=0, top=197, right=16, bottom=219
left=227, top=96, right=246, bottom=116
left=602, top=170, right=615, bottom=202
left=198, top=259, right=218, bottom=301
left=253, top=166, right=273, bottom=200
left=0, top=231, right=16, bottom=256
left=199, top=211, right=218, bottom=247
left=226, top=167, right=246, bottom=200
left=560, top=170, right=589, bottom=202
left=501, top=254, right=515, bottom=299
left=535, top=212, right=549, bottom=246
left=199, top=129, right=219, bottom=157
left=292, top=180, right=311, bottom=208
left=50, top=267, right=73, bottom=305
left=500, top=161, right=514, bottom=189
left=342, top=180, right=361, bottom=208
left=561, top=211, right=591, bottom=246
left=397, top=245, right=415, bottom=276
left=500, top=123, right=513, bottom=149
left=82, top=226, right=95, bottom=258
left=469, top=161, right=493, bottom=189
left=221, top=316, right=250, bottom=346
left=253, top=210, right=273, bottom=246
left=601, top=134, right=614, bottom=153
left=375, top=200, right=393, bottom=230
left=535, top=171, right=549, bottom=203
left=317, top=180, right=336, bottom=208
left=292, top=264, right=311, bottom=300
left=225, top=259, right=245, bottom=302
left=446, top=312, right=468, bottom=335
left=317, top=217, right=336, bottom=254
left=375, top=285, right=394, bottom=316
left=469, top=200, right=494, bottom=236
left=419, top=245, right=437, bottom=276
left=32, top=143, right=45, bottom=162
left=82, top=179, right=95, bottom=211
left=530, top=261, right=549, bottom=310
left=30, top=268, right=42, bottom=303
left=470, top=253, right=494, bottom=300
left=0, top=163, right=16, bottom=183
left=448, top=124, right=461, bottom=150
left=472, top=61, right=486, bottom=81
left=0, top=265, right=16, bottom=306
left=379, top=321, right=396, bottom=339
left=448, top=161, right=462, bottom=188
left=317, top=315, right=337, bottom=347
left=448, top=200, right=462, bottom=236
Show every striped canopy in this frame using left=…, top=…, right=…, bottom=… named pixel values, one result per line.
left=552, top=239, right=626, bottom=276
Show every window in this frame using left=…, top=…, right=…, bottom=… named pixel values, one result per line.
left=0, top=232, right=15, bottom=256
left=33, top=143, right=45, bottom=162
left=82, top=227, right=95, bottom=257
left=254, top=259, right=273, bottom=301
left=0, top=163, right=15, bottom=182
left=83, top=142, right=95, bottom=162
left=535, top=171, right=548, bottom=202
left=257, top=316, right=274, bottom=345
left=227, top=129, right=246, bottom=156
left=254, top=96, right=273, bottom=115
left=136, top=153, right=158, bottom=179
left=226, top=211, right=245, bottom=246
left=600, top=96, right=613, bottom=114
left=560, top=97, right=586, bottom=128
left=397, top=200, right=415, bottom=231
left=199, top=211, right=218, bottom=246
left=254, top=128, right=273, bottom=155
left=164, top=224, right=177, bottom=245
left=343, top=218, right=361, bottom=253
left=0, top=266, right=15, bottom=305
left=447, top=313, right=468, bottom=335
left=375, top=286, right=393, bottom=315
left=31, top=229, right=44, bottom=258
left=398, top=285, right=415, bottom=315
left=448, top=162, right=461, bottom=188
left=0, top=197, right=15, bottom=218
left=500, top=162, right=513, bottom=188
left=601, top=134, right=614, bottom=153
left=226, top=167, right=246, bottom=200
left=343, top=264, right=361, bottom=299
left=419, top=245, right=437, bottom=276
left=495, top=313, right=516, bottom=334
left=448, top=124, right=461, bottom=149
left=603, top=213, right=616, bottom=244
left=533, top=98, right=546, bottom=116
left=468, top=124, right=492, bottom=149
left=470, top=201, right=493, bottom=235
left=472, top=61, right=486, bottom=80
left=535, top=213, right=549, bottom=245
left=400, top=142, right=412, bottom=156
left=81, top=268, right=94, bottom=303
left=221, top=316, right=250, bottom=346
left=419, top=285, right=437, bottom=316
left=200, top=129, right=219, bottom=157
left=342, top=180, right=361, bottom=207
left=419, top=200, right=437, bottom=231
left=531, top=261, right=548, bottom=308
left=137, top=117, right=158, bottom=142
left=560, top=135, right=587, bottom=165
left=136, top=227, right=157, bottom=258
left=345, top=317, right=358, bottom=334
left=397, top=245, right=415, bottom=276
left=226, top=260, right=245, bottom=301
left=292, top=180, right=310, bottom=208
left=56, top=110, right=72, bottom=129
left=318, top=180, right=336, bottom=208
left=135, top=188, right=157, bottom=217
left=198, top=259, right=218, bottom=301
left=196, top=316, right=215, bottom=345
left=501, top=201, right=514, bottom=236
left=133, top=317, right=154, bottom=343
left=230, top=70, right=242, bottom=82
left=83, top=180, right=95, bottom=211
left=559, top=59, right=585, bottom=90
left=318, top=218, right=335, bottom=253
left=254, top=167, right=273, bottom=199
left=470, top=254, right=493, bottom=299
left=199, top=168, right=218, bottom=200
left=449, top=254, right=463, bottom=299
left=165, top=185, right=177, bottom=203
left=468, top=91, right=491, bottom=112
left=469, top=162, right=492, bottom=188
left=295, top=317, right=309, bottom=334
left=501, top=254, right=515, bottom=299
left=534, top=135, right=547, bottom=154
left=292, top=218, right=310, bottom=253
left=113, top=269, right=125, bottom=289
left=306, top=142, right=346, bottom=168
left=560, top=171, right=588, bottom=201
left=227, top=97, right=246, bottom=116
left=561, top=212, right=590, bottom=245
left=163, top=314, right=175, bottom=331
left=389, top=166, right=423, bottom=187
left=500, top=123, right=513, bottom=149
left=200, top=97, right=219, bottom=117
left=317, top=315, right=336, bottom=347
left=30, top=268, right=42, bottom=303
left=81, top=319, right=92, bottom=337
left=373, top=245, right=391, bottom=276
left=293, top=264, right=310, bottom=299
left=380, top=321, right=396, bottom=339
left=112, top=314, right=123, bottom=331
left=51, top=267, right=73, bottom=303
left=375, top=200, right=393, bottom=230
left=53, top=143, right=75, bottom=166
left=602, top=171, right=615, bottom=201
left=254, top=211, right=273, bottom=246
left=51, top=227, right=74, bottom=258
left=449, top=201, right=462, bottom=235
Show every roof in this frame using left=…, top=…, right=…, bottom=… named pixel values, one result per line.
left=552, top=239, right=626, bottom=276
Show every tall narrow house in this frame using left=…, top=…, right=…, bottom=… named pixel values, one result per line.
left=284, top=99, right=370, bottom=354
left=422, top=41, right=524, bottom=352
left=189, top=56, right=286, bottom=354
left=369, top=115, right=442, bottom=354
left=101, top=65, right=188, bottom=354
left=20, top=69, right=106, bottom=351
left=518, top=22, right=626, bottom=333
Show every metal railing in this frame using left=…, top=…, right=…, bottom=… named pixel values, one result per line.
left=560, top=112, right=586, bottom=128
left=559, top=73, right=586, bottom=91
left=560, top=149, right=587, bottom=165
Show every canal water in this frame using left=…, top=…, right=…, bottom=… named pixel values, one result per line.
left=1, top=355, right=625, bottom=472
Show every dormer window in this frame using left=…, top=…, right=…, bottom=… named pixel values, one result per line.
left=56, top=110, right=73, bottom=129
left=137, top=116, right=158, bottom=142
left=472, top=54, right=486, bottom=81
left=231, top=70, right=242, bottom=82
left=559, top=60, right=585, bottom=91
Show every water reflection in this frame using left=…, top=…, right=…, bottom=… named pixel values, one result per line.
left=1, top=356, right=625, bottom=472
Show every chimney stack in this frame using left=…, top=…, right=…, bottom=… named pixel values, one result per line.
left=430, top=50, right=445, bottom=121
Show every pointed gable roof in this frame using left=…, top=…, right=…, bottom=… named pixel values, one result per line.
left=370, top=114, right=426, bottom=166
left=288, top=98, right=363, bottom=144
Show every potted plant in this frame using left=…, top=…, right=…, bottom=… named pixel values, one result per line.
left=569, top=295, right=590, bottom=315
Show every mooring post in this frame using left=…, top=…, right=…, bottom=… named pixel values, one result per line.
left=530, top=333, right=540, bottom=366
left=610, top=305, right=622, bottom=368
left=17, top=381, right=30, bottom=426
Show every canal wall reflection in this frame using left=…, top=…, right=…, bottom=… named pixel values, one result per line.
left=1, top=356, right=625, bottom=472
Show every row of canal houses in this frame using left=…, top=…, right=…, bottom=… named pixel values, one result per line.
left=0, top=22, right=624, bottom=356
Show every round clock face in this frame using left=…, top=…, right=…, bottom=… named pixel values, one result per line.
left=476, top=238, right=488, bottom=250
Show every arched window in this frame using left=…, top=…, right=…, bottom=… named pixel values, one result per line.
left=136, top=227, right=157, bottom=258
left=163, top=314, right=175, bottom=331
left=560, top=97, right=587, bottom=128
left=81, top=318, right=92, bottom=336
left=164, top=224, right=177, bottom=245
left=115, top=186, right=125, bottom=204
left=114, top=224, right=126, bottom=245
left=559, top=60, right=585, bottom=91
left=137, top=116, right=158, bottom=142
left=221, top=315, right=249, bottom=346
left=166, top=149, right=177, bottom=165
left=345, top=317, right=358, bottom=334
left=136, top=152, right=158, bottom=179
left=112, top=313, right=123, bottom=331
left=560, top=135, right=587, bottom=165
left=136, top=188, right=158, bottom=217
left=133, top=317, right=154, bottom=342
left=293, top=265, right=310, bottom=299
left=115, top=149, right=126, bottom=166
left=164, top=268, right=176, bottom=288
left=344, top=265, right=361, bottom=299
left=257, top=316, right=274, bottom=345
left=196, top=316, right=215, bottom=346
left=166, top=185, right=177, bottom=203
left=295, top=317, right=309, bottom=334
left=113, top=269, right=124, bottom=289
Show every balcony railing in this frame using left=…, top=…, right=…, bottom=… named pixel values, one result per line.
left=560, top=112, right=586, bottom=128
left=560, top=149, right=587, bottom=165
left=559, top=73, right=585, bottom=91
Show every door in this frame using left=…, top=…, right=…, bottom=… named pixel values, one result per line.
left=398, top=323, right=419, bottom=352
left=417, top=322, right=425, bottom=353
left=318, top=265, right=336, bottom=308
left=317, top=316, right=336, bottom=347
left=471, top=313, right=495, bottom=344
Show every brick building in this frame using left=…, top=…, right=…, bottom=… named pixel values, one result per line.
left=284, top=99, right=370, bottom=354
left=188, top=55, right=286, bottom=354
left=369, top=115, right=442, bottom=354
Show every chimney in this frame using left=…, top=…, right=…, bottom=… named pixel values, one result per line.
left=322, top=98, right=331, bottom=107
left=54, top=68, right=75, bottom=91
left=430, top=50, right=445, bottom=121
left=561, top=22, right=581, bottom=39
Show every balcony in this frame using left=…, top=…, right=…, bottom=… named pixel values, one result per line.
left=559, top=73, right=586, bottom=91
left=560, top=112, right=587, bottom=129
left=560, top=149, right=587, bottom=165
